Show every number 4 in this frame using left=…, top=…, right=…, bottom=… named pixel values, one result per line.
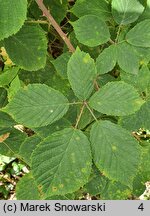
left=138, top=203, right=144, bottom=211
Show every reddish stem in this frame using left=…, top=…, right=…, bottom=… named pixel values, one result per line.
left=35, top=0, right=75, bottom=53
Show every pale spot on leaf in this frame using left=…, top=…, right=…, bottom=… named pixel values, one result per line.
left=83, top=55, right=90, bottom=63
left=75, top=136, right=80, bottom=141
left=112, top=145, right=117, bottom=151
left=52, top=186, right=57, bottom=192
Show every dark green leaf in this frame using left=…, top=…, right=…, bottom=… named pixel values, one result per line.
left=0, top=87, right=8, bottom=108
left=112, top=0, right=144, bottom=25
left=71, top=0, right=111, bottom=21
left=119, top=100, right=150, bottom=131
left=0, top=0, right=27, bottom=40
left=67, top=48, right=96, bottom=100
left=16, top=173, right=41, bottom=200
left=89, top=81, right=144, bottom=116
left=33, top=118, right=71, bottom=138
left=96, top=45, right=117, bottom=74
left=126, top=19, right=150, bottom=47
left=0, top=67, right=19, bottom=87
left=72, top=15, right=110, bottom=47
left=51, top=52, right=71, bottom=79
left=4, top=23, right=47, bottom=71
left=32, top=128, right=92, bottom=196
left=19, top=135, right=42, bottom=166
left=0, top=129, right=27, bottom=157
left=90, top=120, right=141, bottom=187
left=3, top=84, right=69, bottom=128
left=117, top=43, right=139, bottom=74
left=120, top=65, right=150, bottom=97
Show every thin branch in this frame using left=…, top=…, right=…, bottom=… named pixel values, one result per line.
left=93, top=79, right=100, bottom=91
left=68, top=101, right=83, bottom=105
left=115, top=25, right=122, bottom=43
left=26, top=20, right=48, bottom=24
left=132, top=132, right=141, bottom=142
left=84, top=102, right=98, bottom=122
left=132, top=132, right=150, bottom=141
left=75, top=103, right=85, bottom=129
left=35, top=0, right=75, bottom=53
left=109, top=39, right=115, bottom=44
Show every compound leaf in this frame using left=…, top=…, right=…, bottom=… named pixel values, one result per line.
left=89, top=81, right=144, bottom=116
left=71, top=15, right=110, bottom=47
left=112, top=0, right=144, bottom=25
left=31, top=128, right=92, bottom=196
left=3, top=84, right=69, bottom=128
left=126, top=19, right=150, bottom=47
left=67, top=48, right=96, bottom=100
left=90, top=120, right=141, bottom=187
left=0, top=0, right=27, bottom=40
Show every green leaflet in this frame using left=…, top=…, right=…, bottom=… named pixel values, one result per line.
left=70, top=0, right=111, bottom=21
left=0, top=0, right=27, bottom=40
left=138, top=0, right=150, bottom=21
left=16, top=173, right=41, bottom=200
left=19, top=135, right=42, bottom=166
left=90, top=120, right=141, bottom=188
left=96, top=45, right=117, bottom=75
left=0, top=67, right=19, bottom=87
left=84, top=166, right=108, bottom=196
left=89, top=81, right=144, bottom=116
left=96, top=43, right=139, bottom=75
left=111, top=0, right=144, bottom=25
left=100, top=180, right=131, bottom=200
left=117, top=43, right=139, bottom=74
left=16, top=173, right=75, bottom=200
left=0, top=128, right=27, bottom=157
left=119, top=100, right=150, bottom=131
left=7, top=75, right=22, bottom=101
left=0, top=111, right=16, bottom=128
left=3, top=84, right=69, bottom=128
left=33, top=118, right=71, bottom=138
left=31, top=128, right=92, bottom=196
left=51, top=52, right=71, bottom=79
left=0, top=88, right=8, bottom=108
left=18, top=57, right=56, bottom=85
left=133, top=142, right=150, bottom=197
left=120, top=65, right=150, bottom=97
left=71, top=15, right=110, bottom=47
left=126, top=19, right=150, bottom=47
left=4, top=23, right=47, bottom=71
left=67, top=48, right=97, bottom=100
left=84, top=166, right=131, bottom=199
